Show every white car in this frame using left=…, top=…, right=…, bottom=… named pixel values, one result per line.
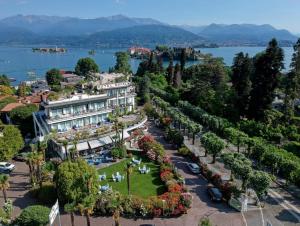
left=187, top=163, right=201, bottom=174
left=0, top=162, right=15, bottom=173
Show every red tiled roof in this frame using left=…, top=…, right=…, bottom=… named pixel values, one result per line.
left=1, top=103, right=25, bottom=112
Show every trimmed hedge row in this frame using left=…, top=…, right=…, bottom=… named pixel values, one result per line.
left=150, top=89, right=300, bottom=186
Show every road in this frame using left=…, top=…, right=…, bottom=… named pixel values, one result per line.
left=1, top=121, right=299, bottom=226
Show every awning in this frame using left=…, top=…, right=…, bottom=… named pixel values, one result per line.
left=62, top=145, right=73, bottom=152
left=77, top=142, right=89, bottom=151
left=99, top=136, right=113, bottom=145
left=88, top=140, right=102, bottom=149
left=122, top=131, right=130, bottom=139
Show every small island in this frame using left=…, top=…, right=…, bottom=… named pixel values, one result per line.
left=129, top=45, right=205, bottom=61
left=32, top=47, right=67, bottom=53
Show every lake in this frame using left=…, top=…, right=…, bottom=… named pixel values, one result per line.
left=0, top=45, right=294, bottom=84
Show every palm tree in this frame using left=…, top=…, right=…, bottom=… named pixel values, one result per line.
left=0, top=174, right=10, bottom=203
left=77, top=195, right=95, bottom=226
left=62, top=140, right=69, bottom=160
left=32, top=151, right=44, bottom=188
left=125, top=163, right=133, bottom=195
left=25, top=152, right=36, bottom=186
left=119, top=122, right=125, bottom=144
left=39, top=141, right=48, bottom=161
left=64, top=202, right=77, bottom=226
left=72, top=139, right=79, bottom=159
left=69, top=146, right=76, bottom=161
left=113, top=209, right=120, bottom=226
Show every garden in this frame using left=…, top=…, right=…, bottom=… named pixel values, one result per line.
left=94, top=136, right=192, bottom=219
left=98, top=152, right=166, bottom=198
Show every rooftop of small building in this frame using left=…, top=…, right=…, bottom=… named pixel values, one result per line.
left=0, top=102, right=25, bottom=112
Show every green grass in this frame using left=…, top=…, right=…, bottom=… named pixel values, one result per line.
left=98, top=154, right=165, bottom=198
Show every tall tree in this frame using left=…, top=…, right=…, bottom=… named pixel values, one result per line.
left=166, top=56, right=174, bottom=85
left=77, top=195, right=95, bottom=226
left=248, top=39, right=284, bottom=120
left=64, top=202, right=77, bottom=226
left=75, top=57, right=99, bottom=78
left=125, top=162, right=133, bottom=195
left=46, top=68, right=63, bottom=86
left=180, top=48, right=187, bottom=71
left=138, top=75, right=150, bottom=104
left=0, top=174, right=10, bottom=203
left=231, top=52, right=252, bottom=118
left=0, top=125, right=24, bottom=161
left=284, top=38, right=300, bottom=121
left=113, top=52, right=132, bottom=75
left=173, top=63, right=182, bottom=88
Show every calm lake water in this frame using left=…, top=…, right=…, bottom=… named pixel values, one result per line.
left=0, top=45, right=294, bottom=84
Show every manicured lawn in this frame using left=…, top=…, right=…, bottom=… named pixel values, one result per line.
left=98, top=153, right=165, bottom=198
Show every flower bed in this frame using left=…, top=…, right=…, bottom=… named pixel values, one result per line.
left=94, top=137, right=192, bottom=218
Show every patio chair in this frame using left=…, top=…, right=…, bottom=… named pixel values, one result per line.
left=146, top=168, right=150, bottom=174
left=112, top=174, right=116, bottom=182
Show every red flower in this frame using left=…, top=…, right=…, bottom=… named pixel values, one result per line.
left=168, top=183, right=183, bottom=193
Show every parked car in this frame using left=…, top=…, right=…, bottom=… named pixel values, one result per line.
left=0, top=162, right=15, bottom=173
left=207, top=186, right=223, bottom=202
left=186, top=163, right=201, bottom=174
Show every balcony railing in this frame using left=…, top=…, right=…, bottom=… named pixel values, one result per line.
left=47, top=107, right=112, bottom=123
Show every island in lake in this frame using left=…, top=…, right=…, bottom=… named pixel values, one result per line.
left=32, top=47, right=67, bottom=53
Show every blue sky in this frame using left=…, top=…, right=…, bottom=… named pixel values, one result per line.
left=0, top=0, right=299, bottom=33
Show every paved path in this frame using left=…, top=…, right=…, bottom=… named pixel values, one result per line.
left=3, top=121, right=299, bottom=226
left=0, top=161, right=36, bottom=218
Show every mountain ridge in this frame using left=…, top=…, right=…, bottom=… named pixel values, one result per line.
left=0, top=14, right=298, bottom=47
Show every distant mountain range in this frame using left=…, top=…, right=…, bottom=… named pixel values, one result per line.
left=181, top=23, right=297, bottom=46
left=0, top=14, right=298, bottom=47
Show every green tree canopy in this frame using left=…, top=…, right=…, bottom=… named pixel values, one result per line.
left=0, top=75, right=10, bottom=86
left=9, top=104, right=38, bottom=136
left=231, top=52, right=252, bottom=118
left=75, top=57, right=99, bottom=78
left=0, top=85, right=13, bottom=96
left=0, top=125, right=24, bottom=161
left=284, top=38, right=300, bottom=121
left=248, top=39, right=284, bottom=120
left=201, top=132, right=225, bottom=163
left=46, top=68, right=63, bottom=86
left=16, top=205, right=50, bottom=226
left=224, top=127, right=248, bottom=152
left=113, top=52, right=132, bottom=75
left=146, top=72, right=168, bottom=90
left=55, top=159, right=98, bottom=204
left=249, top=171, right=272, bottom=198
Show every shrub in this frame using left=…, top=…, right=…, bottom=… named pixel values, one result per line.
left=160, top=170, right=174, bottom=182
left=178, top=146, right=190, bottom=156
left=284, top=141, right=300, bottom=157
left=16, top=205, right=50, bottom=226
left=111, top=147, right=126, bottom=159
left=37, top=182, right=57, bottom=205
left=199, top=218, right=213, bottom=226
left=160, top=163, right=172, bottom=172
left=168, top=183, right=183, bottom=193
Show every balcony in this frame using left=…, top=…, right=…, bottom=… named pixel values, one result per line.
left=47, top=107, right=113, bottom=124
